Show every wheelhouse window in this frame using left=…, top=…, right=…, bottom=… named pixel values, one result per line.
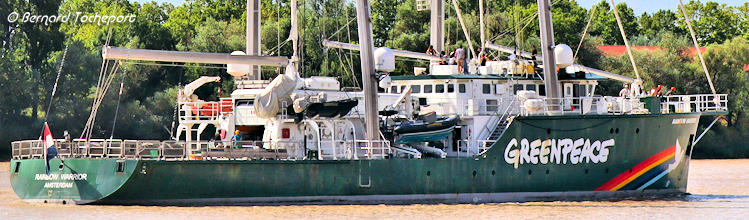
left=236, top=100, right=254, bottom=106
left=424, top=84, right=433, bottom=93
left=447, top=84, right=455, bottom=93
left=482, top=84, right=491, bottom=94
left=391, top=86, right=398, bottom=94
left=436, top=84, right=445, bottom=93
left=526, top=84, right=537, bottom=93
left=459, top=84, right=466, bottom=93
left=539, top=85, right=546, bottom=96
left=412, top=85, right=421, bottom=93
left=513, top=84, right=524, bottom=94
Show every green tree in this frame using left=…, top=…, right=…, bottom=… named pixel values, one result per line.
left=680, top=0, right=741, bottom=45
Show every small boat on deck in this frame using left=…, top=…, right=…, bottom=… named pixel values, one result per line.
left=394, top=115, right=459, bottom=144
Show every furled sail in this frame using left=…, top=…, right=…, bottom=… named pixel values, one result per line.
left=254, top=63, right=300, bottom=119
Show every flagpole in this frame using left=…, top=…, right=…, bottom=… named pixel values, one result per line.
left=44, top=122, right=49, bottom=175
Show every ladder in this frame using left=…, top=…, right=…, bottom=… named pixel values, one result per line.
left=486, top=99, right=518, bottom=141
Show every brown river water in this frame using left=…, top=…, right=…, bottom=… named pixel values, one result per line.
left=1, top=159, right=748, bottom=219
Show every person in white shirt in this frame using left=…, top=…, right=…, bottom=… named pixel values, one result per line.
left=619, top=84, right=630, bottom=97
left=455, top=47, right=465, bottom=74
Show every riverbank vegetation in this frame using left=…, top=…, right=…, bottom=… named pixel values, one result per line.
left=1, top=0, right=747, bottom=160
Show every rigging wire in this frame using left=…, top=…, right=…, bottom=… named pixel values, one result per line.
left=109, top=69, right=125, bottom=141
left=82, top=61, right=120, bottom=140
left=488, top=0, right=562, bottom=44
left=610, top=0, right=641, bottom=80
left=678, top=0, right=716, bottom=94
left=574, top=4, right=597, bottom=61
left=81, top=0, right=120, bottom=139
left=38, top=40, right=70, bottom=140
left=42, top=42, right=70, bottom=124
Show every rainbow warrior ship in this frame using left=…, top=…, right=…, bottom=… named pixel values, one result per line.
left=9, top=0, right=727, bottom=205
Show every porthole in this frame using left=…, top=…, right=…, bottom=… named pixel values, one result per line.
left=605, top=168, right=609, bottom=173
left=636, top=128, right=640, bottom=134
left=609, top=128, right=614, bottom=134
left=427, top=171, right=431, bottom=176
left=584, top=169, right=589, bottom=174
left=472, top=170, right=477, bottom=177
left=547, top=129, right=551, bottom=134
left=615, top=128, right=619, bottom=134
left=528, top=169, right=533, bottom=175
left=491, top=170, right=496, bottom=176
left=545, top=169, right=550, bottom=175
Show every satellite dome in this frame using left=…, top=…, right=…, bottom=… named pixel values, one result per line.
left=227, top=51, right=250, bottom=77
left=374, top=47, right=395, bottom=73
left=554, top=44, right=574, bottom=68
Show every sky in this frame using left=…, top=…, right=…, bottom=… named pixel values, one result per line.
left=576, top=0, right=746, bottom=15
left=135, top=0, right=746, bottom=15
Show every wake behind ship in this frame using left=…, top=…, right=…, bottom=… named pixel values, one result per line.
left=8, top=0, right=728, bottom=205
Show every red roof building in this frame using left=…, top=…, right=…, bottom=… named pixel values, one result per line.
left=599, top=45, right=749, bottom=72
left=597, top=45, right=706, bottom=57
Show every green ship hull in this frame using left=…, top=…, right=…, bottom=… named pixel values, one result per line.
left=9, top=113, right=700, bottom=205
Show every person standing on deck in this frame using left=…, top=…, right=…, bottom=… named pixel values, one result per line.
left=619, top=84, right=630, bottom=97
left=455, top=47, right=465, bottom=74
left=665, top=87, right=676, bottom=96
left=231, top=130, right=241, bottom=148
left=531, top=45, right=539, bottom=70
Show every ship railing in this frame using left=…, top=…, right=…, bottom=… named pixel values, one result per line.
left=457, top=140, right=497, bottom=157
left=518, top=96, right=650, bottom=116
left=661, top=94, right=728, bottom=114
left=423, top=97, right=521, bottom=117
left=178, top=101, right=227, bottom=122
left=203, top=140, right=296, bottom=160
left=11, top=140, right=37, bottom=160
left=355, top=139, right=391, bottom=159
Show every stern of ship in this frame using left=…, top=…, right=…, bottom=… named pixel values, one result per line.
left=9, top=158, right=138, bottom=204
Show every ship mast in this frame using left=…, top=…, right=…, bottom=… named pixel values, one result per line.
left=354, top=0, right=380, bottom=142
left=430, top=0, right=445, bottom=62
left=247, top=0, right=262, bottom=80
left=537, top=0, right=562, bottom=105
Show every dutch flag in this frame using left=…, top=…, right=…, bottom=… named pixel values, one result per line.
left=43, top=122, right=58, bottom=175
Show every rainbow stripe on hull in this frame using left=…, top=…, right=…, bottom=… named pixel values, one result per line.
left=596, top=143, right=679, bottom=191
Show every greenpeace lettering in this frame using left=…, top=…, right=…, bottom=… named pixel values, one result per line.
left=504, top=138, right=614, bottom=168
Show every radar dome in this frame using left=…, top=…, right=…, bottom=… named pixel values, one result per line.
left=227, top=51, right=250, bottom=77
left=374, top=47, right=395, bottom=73
left=554, top=44, right=574, bottom=68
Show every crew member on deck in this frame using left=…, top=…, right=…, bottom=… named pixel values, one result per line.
left=665, top=87, right=676, bottom=96
left=231, top=130, right=241, bottom=149
left=426, top=45, right=437, bottom=56
left=455, top=47, right=465, bottom=74
left=439, top=51, right=448, bottom=65
left=478, top=48, right=491, bottom=66
left=619, top=84, right=630, bottom=97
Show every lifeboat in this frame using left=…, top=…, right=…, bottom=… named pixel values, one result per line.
left=393, top=115, right=459, bottom=144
